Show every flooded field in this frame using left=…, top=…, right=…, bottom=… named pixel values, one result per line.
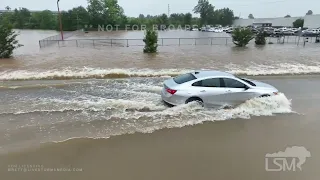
left=0, top=30, right=319, bottom=180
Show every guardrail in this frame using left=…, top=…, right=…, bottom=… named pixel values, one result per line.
left=39, top=35, right=319, bottom=48
left=39, top=37, right=234, bottom=48
left=39, top=30, right=82, bottom=48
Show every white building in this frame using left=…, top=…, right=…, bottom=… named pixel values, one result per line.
left=304, top=14, right=320, bottom=29
left=233, top=14, right=320, bottom=28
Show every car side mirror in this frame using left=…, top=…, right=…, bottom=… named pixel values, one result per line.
left=244, top=86, right=250, bottom=90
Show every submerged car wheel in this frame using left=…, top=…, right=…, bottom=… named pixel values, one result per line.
left=186, top=97, right=204, bottom=106
left=259, top=94, right=270, bottom=98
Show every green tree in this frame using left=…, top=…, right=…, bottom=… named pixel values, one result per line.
left=184, top=13, right=192, bottom=26
left=248, top=14, right=254, bottom=19
left=102, top=0, right=126, bottom=26
left=35, top=10, right=56, bottom=29
left=71, top=6, right=90, bottom=30
left=12, top=8, right=31, bottom=29
left=213, top=8, right=234, bottom=26
left=193, top=0, right=214, bottom=26
left=5, top=6, right=11, bottom=11
left=143, top=28, right=158, bottom=53
left=87, top=0, right=104, bottom=28
left=292, top=18, right=304, bottom=28
left=232, top=28, right=254, bottom=47
left=61, top=6, right=89, bottom=31
left=255, top=30, right=267, bottom=45
left=306, top=10, right=313, bottom=15
left=0, top=10, right=14, bottom=26
left=157, top=13, right=169, bottom=29
left=0, top=24, right=23, bottom=58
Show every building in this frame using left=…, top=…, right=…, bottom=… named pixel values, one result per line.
left=252, top=22, right=272, bottom=27
left=304, top=14, right=320, bottom=29
left=233, top=14, right=320, bottom=28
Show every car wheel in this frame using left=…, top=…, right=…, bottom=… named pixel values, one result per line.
left=186, top=97, right=204, bottom=106
left=259, top=94, right=270, bottom=98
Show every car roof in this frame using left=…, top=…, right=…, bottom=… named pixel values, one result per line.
left=191, top=70, right=235, bottom=78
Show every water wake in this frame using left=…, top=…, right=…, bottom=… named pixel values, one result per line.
left=1, top=63, right=320, bottom=81
left=47, top=93, right=293, bottom=144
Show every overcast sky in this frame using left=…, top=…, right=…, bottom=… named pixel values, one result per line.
left=0, top=0, right=318, bottom=18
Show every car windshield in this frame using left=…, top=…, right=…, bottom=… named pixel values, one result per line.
left=173, top=73, right=197, bottom=84
left=236, top=76, right=256, bottom=86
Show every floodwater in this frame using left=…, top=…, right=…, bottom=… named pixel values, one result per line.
left=0, top=30, right=319, bottom=180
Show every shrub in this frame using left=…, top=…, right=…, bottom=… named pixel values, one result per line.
left=292, top=18, right=304, bottom=28
left=231, top=27, right=254, bottom=47
left=0, top=24, right=23, bottom=58
left=255, top=30, right=267, bottom=45
left=143, top=28, right=158, bottom=53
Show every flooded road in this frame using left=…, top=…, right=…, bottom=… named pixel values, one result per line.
left=0, top=30, right=319, bottom=180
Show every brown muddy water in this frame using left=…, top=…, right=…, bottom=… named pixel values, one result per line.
left=0, top=30, right=320, bottom=180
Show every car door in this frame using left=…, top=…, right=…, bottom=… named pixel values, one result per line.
left=191, top=78, right=227, bottom=107
left=221, top=78, right=257, bottom=106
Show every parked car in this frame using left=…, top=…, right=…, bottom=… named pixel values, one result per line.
left=161, top=70, right=279, bottom=108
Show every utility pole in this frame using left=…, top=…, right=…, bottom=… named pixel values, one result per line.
left=57, top=0, right=64, bottom=40
left=76, top=13, right=80, bottom=30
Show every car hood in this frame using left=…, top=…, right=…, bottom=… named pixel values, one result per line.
left=243, top=78, right=277, bottom=90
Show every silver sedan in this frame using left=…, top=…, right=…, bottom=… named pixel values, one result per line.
left=161, top=70, right=279, bottom=107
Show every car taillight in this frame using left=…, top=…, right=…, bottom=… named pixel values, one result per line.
left=166, top=88, right=177, bottom=95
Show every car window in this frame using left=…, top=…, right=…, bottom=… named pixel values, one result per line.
left=192, top=78, right=221, bottom=87
left=222, top=78, right=246, bottom=88
left=173, top=73, right=196, bottom=84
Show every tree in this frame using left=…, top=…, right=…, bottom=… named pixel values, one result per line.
left=213, top=8, right=234, bottom=26
left=102, top=0, right=126, bottom=26
left=184, top=13, right=192, bottom=26
left=284, top=15, right=291, bottom=18
left=232, top=28, right=254, bottom=47
left=5, top=6, right=11, bottom=11
left=248, top=14, right=254, bottom=19
left=32, top=10, right=56, bottom=30
left=87, top=0, right=104, bottom=28
left=0, top=24, right=23, bottom=58
left=12, top=8, right=31, bottom=29
left=157, top=13, right=169, bottom=29
left=61, top=6, right=89, bottom=31
left=306, top=10, right=313, bottom=15
left=255, top=30, right=267, bottom=45
left=193, top=0, right=215, bottom=26
left=138, top=14, right=145, bottom=19
left=143, top=28, right=158, bottom=53
left=292, top=18, right=304, bottom=28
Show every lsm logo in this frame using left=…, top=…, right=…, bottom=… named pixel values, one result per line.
left=265, top=146, right=311, bottom=172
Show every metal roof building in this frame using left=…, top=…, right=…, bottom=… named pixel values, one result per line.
left=233, top=14, right=320, bottom=28
left=304, top=14, right=320, bottom=28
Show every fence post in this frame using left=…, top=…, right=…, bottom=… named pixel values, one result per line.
left=194, top=38, right=196, bottom=45
left=39, top=41, right=41, bottom=48
left=127, top=39, right=129, bottom=47
left=179, top=38, right=180, bottom=46
left=58, top=40, right=60, bottom=48
left=225, top=38, right=228, bottom=45
left=93, top=40, right=95, bottom=47
left=76, top=40, right=78, bottom=47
